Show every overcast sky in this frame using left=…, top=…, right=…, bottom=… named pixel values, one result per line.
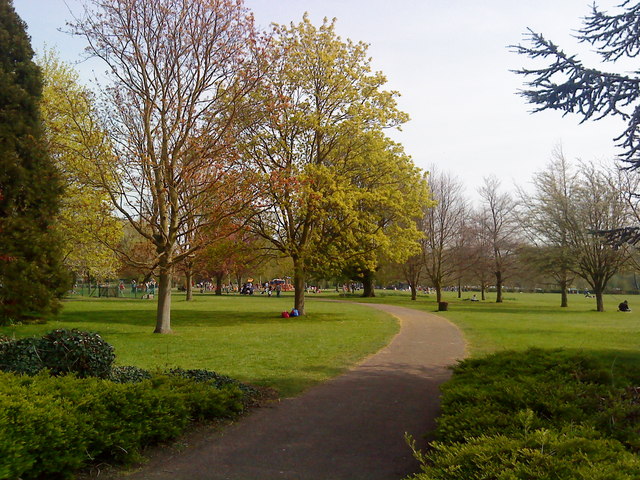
left=15, top=0, right=630, bottom=199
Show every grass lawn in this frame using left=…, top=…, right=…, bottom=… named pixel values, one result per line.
left=0, top=292, right=399, bottom=397
left=325, top=289, right=640, bottom=370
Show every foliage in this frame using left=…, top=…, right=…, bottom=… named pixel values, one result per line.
left=0, top=371, right=245, bottom=479
left=168, top=367, right=258, bottom=397
left=0, top=336, right=44, bottom=375
left=40, top=328, right=115, bottom=378
left=71, top=0, right=266, bottom=333
left=408, top=349, right=640, bottom=480
left=38, top=49, right=123, bottom=280
left=0, top=328, right=115, bottom=378
left=409, top=429, right=640, bottom=480
left=512, top=2, right=640, bottom=168
left=109, top=364, right=152, bottom=383
left=0, top=0, right=70, bottom=325
left=242, top=14, right=415, bottom=313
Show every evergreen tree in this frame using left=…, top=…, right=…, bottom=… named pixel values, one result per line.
left=0, top=0, right=70, bottom=324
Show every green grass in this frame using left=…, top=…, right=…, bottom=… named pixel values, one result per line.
left=325, top=289, right=640, bottom=367
left=0, top=293, right=398, bottom=397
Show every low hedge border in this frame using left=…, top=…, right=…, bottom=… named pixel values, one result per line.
left=0, top=330, right=258, bottom=479
left=408, top=349, right=640, bottom=479
left=0, top=371, right=246, bottom=479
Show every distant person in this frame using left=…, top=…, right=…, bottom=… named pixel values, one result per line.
left=470, top=294, right=479, bottom=302
left=619, top=300, right=631, bottom=312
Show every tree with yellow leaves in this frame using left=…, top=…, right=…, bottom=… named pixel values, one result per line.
left=38, top=50, right=122, bottom=281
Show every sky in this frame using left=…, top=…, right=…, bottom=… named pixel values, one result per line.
left=14, top=0, right=631, bottom=199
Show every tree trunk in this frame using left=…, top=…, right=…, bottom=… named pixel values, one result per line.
left=185, top=265, right=193, bottom=301
left=457, top=280, right=462, bottom=299
left=559, top=277, right=568, bottom=308
left=410, top=283, right=417, bottom=301
left=154, top=267, right=172, bottom=334
left=435, top=285, right=442, bottom=303
left=481, top=285, right=486, bottom=301
left=215, top=272, right=223, bottom=296
left=361, top=269, right=376, bottom=297
left=595, top=289, right=604, bottom=312
left=293, top=257, right=306, bottom=315
left=496, top=271, right=503, bottom=303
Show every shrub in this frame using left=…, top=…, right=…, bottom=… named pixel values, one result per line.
left=168, top=367, right=258, bottom=397
left=0, top=337, right=44, bottom=375
left=409, top=429, right=640, bottom=480
left=0, top=329, right=115, bottom=378
left=408, top=349, right=640, bottom=479
left=0, top=370, right=246, bottom=478
left=109, top=365, right=152, bottom=383
left=40, top=329, right=115, bottom=378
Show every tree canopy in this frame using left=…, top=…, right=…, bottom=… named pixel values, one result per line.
left=38, top=50, right=123, bottom=280
left=0, top=0, right=70, bottom=323
left=72, top=0, right=264, bottom=332
left=241, top=15, right=419, bottom=313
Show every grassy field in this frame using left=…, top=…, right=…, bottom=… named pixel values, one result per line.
left=327, top=289, right=640, bottom=369
left=5, top=288, right=639, bottom=395
left=0, top=293, right=399, bottom=397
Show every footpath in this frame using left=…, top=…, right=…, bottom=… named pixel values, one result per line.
left=118, top=303, right=466, bottom=480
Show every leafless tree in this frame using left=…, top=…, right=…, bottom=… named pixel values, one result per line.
left=478, top=176, right=520, bottom=303
left=568, top=162, right=633, bottom=311
left=421, top=168, right=467, bottom=303
left=517, top=146, right=578, bottom=307
left=71, top=0, right=265, bottom=332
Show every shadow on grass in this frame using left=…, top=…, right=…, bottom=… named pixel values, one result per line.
left=59, top=308, right=350, bottom=329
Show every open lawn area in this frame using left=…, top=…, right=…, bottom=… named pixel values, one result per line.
left=5, top=289, right=640, bottom=394
left=0, top=293, right=398, bottom=397
left=328, top=289, right=640, bottom=370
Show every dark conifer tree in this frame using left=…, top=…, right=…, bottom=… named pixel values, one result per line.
left=0, top=0, right=70, bottom=323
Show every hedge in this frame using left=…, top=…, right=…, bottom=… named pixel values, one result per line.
left=0, top=371, right=245, bottom=479
left=408, top=349, right=640, bottom=480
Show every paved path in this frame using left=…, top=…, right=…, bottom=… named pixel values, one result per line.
left=120, top=303, right=466, bottom=480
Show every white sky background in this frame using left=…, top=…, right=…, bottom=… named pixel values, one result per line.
left=14, top=0, right=631, bottom=201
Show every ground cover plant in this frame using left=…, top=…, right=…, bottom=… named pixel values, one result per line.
left=407, top=349, right=640, bottom=479
left=0, top=293, right=398, bottom=397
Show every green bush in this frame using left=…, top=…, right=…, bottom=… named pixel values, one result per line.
left=109, top=365, right=152, bottom=383
left=40, top=329, right=115, bottom=378
left=409, top=429, right=640, bottom=480
left=168, top=367, right=258, bottom=396
left=408, top=349, right=640, bottom=480
left=0, top=371, right=246, bottom=479
left=0, top=329, right=115, bottom=378
left=0, top=337, right=44, bottom=375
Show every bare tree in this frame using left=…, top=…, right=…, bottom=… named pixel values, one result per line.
left=421, top=169, right=467, bottom=303
left=517, top=146, right=578, bottom=307
left=478, top=176, right=520, bottom=303
left=466, top=209, right=493, bottom=300
left=71, top=0, right=264, bottom=332
left=569, top=162, right=633, bottom=311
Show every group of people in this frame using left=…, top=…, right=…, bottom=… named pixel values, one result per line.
left=129, top=279, right=156, bottom=297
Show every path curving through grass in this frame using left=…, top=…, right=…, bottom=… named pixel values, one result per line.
left=114, top=303, right=465, bottom=480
